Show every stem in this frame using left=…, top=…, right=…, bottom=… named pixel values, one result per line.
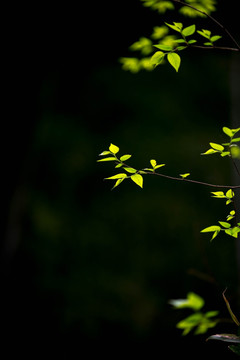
left=172, top=0, right=240, bottom=50
left=143, top=170, right=240, bottom=189
left=190, top=45, right=239, bottom=52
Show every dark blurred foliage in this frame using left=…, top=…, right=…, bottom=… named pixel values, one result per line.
left=2, top=1, right=239, bottom=358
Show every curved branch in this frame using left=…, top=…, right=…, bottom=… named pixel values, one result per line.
left=172, top=0, right=240, bottom=50
left=143, top=170, right=240, bottom=189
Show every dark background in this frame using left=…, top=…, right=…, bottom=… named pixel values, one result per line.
left=2, top=1, right=240, bottom=358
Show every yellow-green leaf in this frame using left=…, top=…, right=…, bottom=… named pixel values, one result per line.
left=131, top=173, right=143, bottom=188
left=167, top=53, right=181, bottom=72
left=109, top=143, right=119, bottom=154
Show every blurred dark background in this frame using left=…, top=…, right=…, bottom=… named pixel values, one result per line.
left=2, top=0, right=240, bottom=358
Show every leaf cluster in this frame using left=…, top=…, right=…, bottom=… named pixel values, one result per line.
left=201, top=190, right=240, bottom=241
left=202, top=127, right=240, bottom=159
left=98, top=143, right=166, bottom=189
left=169, top=292, right=219, bottom=335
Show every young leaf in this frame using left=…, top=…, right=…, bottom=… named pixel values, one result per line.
left=209, top=142, right=224, bottom=151
left=150, top=159, right=157, bottom=168
left=211, top=191, right=225, bottom=198
left=109, top=143, right=120, bottom=154
left=151, top=51, right=165, bottom=66
left=165, top=22, right=183, bottom=32
left=154, top=44, right=173, bottom=51
left=223, top=127, right=233, bottom=137
left=131, top=173, right=143, bottom=188
left=226, top=189, right=234, bottom=198
left=167, top=53, right=181, bottom=72
left=105, top=173, right=127, bottom=180
left=182, top=25, right=196, bottom=37
left=97, top=157, right=117, bottom=162
left=211, top=35, right=222, bottom=42
left=225, top=227, right=240, bottom=238
left=201, top=149, right=218, bottom=155
left=120, top=154, right=132, bottom=161
left=218, top=221, right=231, bottom=229
left=155, top=164, right=165, bottom=170
left=112, top=178, right=125, bottom=190
left=124, top=167, right=137, bottom=173
left=99, top=150, right=112, bottom=156
left=180, top=173, right=190, bottom=179
left=201, top=226, right=221, bottom=233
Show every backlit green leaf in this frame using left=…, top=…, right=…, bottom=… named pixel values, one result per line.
left=219, top=221, right=231, bottom=229
left=223, top=126, right=233, bottom=137
left=99, top=150, right=111, bottom=156
left=97, top=157, right=117, bottom=162
left=109, top=143, right=120, bottom=154
left=154, top=44, right=173, bottom=51
left=201, top=149, right=218, bottom=155
left=167, top=52, right=181, bottom=72
left=180, top=173, right=190, bottom=179
left=124, top=167, right=137, bottom=173
left=151, top=51, right=165, bottom=66
left=120, top=154, right=132, bottom=161
left=209, top=142, right=224, bottom=151
left=182, top=24, right=196, bottom=37
left=105, top=173, right=127, bottom=180
left=131, top=173, right=143, bottom=188
left=150, top=159, right=157, bottom=168
left=201, top=226, right=221, bottom=233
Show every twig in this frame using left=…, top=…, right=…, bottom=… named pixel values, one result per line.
left=172, top=0, right=240, bottom=50
left=143, top=170, right=240, bottom=189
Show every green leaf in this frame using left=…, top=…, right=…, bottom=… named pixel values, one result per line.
left=180, top=173, right=190, bottom=179
left=131, top=173, right=143, bottom=188
left=109, top=143, right=120, bottom=154
left=112, top=178, right=125, bottom=190
left=165, top=22, right=183, bottom=32
left=155, top=164, right=165, bottom=169
left=197, top=29, right=211, bottom=39
left=150, top=159, right=157, bottom=168
left=188, top=39, right=197, bottom=44
left=223, top=126, right=233, bottom=137
left=120, top=154, right=132, bottom=161
left=167, top=52, right=181, bottom=72
left=115, top=163, right=123, bottom=168
left=182, top=24, right=196, bottom=37
left=232, top=137, right=240, bottom=143
left=150, top=51, right=165, bottom=66
left=123, top=167, right=137, bottom=173
left=154, top=44, right=173, bottom=51
left=169, top=292, right=204, bottom=311
left=201, top=149, right=218, bottom=155
left=99, top=150, right=112, bottom=156
left=201, top=226, right=221, bottom=233
left=219, top=221, right=231, bottom=229
left=225, top=227, right=240, bottom=238
left=211, top=35, right=222, bottom=42
left=105, top=173, right=127, bottom=180
left=209, top=142, right=224, bottom=151
left=211, top=191, right=225, bottom=198
left=97, top=157, right=117, bottom=162
left=226, top=189, right=234, bottom=198
left=211, top=230, right=220, bottom=241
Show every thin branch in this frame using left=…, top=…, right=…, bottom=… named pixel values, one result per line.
left=143, top=170, right=240, bottom=189
left=172, top=0, right=240, bottom=50
left=190, top=45, right=239, bottom=52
